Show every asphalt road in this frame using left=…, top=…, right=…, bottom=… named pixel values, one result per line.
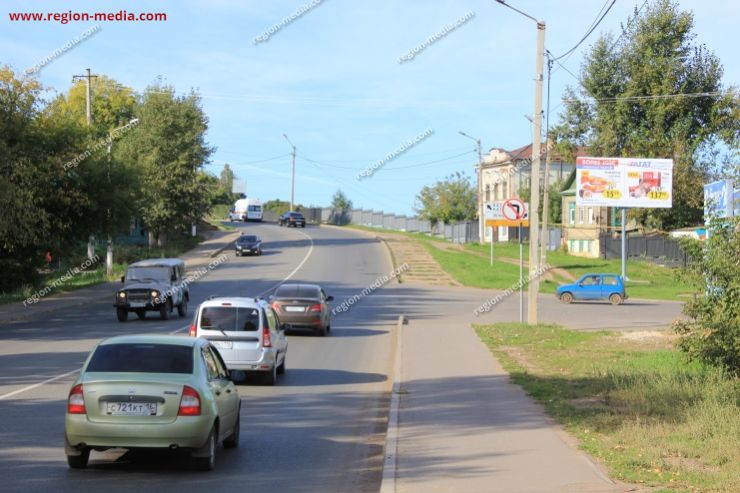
left=0, top=224, right=684, bottom=493
left=0, top=223, right=397, bottom=493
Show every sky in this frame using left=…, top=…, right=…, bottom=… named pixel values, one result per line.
left=2, top=0, right=738, bottom=215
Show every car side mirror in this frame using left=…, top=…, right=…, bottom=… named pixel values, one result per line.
left=120, top=276, right=125, bottom=283
left=326, top=295, right=334, bottom=302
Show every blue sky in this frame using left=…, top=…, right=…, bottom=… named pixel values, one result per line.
left=3, top=0, right=738, bottom=215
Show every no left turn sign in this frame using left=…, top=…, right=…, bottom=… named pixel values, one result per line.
left=502, top=198, right=528, bottom=221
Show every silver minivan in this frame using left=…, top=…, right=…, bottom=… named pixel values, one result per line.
left=190, top=297, right=288, bottom=385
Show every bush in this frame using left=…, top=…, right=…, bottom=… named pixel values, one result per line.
left=674, top=219, right=740, bottom=375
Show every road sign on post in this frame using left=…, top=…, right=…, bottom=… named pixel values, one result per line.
left=484, top=199, right=529, bottom=228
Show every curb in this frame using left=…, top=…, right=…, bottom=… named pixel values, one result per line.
left=380, top=314, right=406, bottom=493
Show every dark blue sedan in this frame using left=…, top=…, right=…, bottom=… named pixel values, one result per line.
left=557, top=273, right=627, bottom=305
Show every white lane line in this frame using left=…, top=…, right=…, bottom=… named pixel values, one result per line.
left=2, top=229, right=315, bottom=400
left=257, top=228, right=314, bottom=297
left=171, top=324, right=190, bottom=334
left=0, top=367, right=80, bottom=401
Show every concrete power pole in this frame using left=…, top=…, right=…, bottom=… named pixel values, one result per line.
left=527, top=21, right=546, bottom=325
left=283, top=134, right=297, bottom=211
left=72, top=68, right=97, bottom=125
left=73, top=68, right=98, bottom=261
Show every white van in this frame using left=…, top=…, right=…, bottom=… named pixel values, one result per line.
left=190, top=297, right=288, bottom=385
left=230, top=199, right=248, bottom=221
left=245, top=198, right=263, bottom=222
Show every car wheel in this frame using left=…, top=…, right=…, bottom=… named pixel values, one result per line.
left=67, top=448, right=90, bottom=469
left=317, top=325, right=328, bottom=337
left=326, top=323, right=331, bottom=333
left=178, top=297, right=188, bottom=317
left=277, top=354, right=286, bottom=375
left=258, top=249, right=262, bottom=256
left=609, top=293, right=624, bottom=305
left=192, top=426, right=216, bottom=471
left=116, top=307, right=128, bottom=322
left=301, top=224, right=306, bottom=228
left=560, top=292, right=573, bottom=304
left=223, top=406, right=240, bottom=449
left=135, top=309, right=146, bottom=320
left=263, top=364, right=277, bottom=386
left=159, top=299, right=171, bottom=320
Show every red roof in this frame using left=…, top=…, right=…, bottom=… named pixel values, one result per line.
left=506, top=143, right=589, bottom=162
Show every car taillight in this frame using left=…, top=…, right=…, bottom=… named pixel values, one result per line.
left=188, top=325, right=197, bottom=337
left=178, top=385, right=201, bottom=416
left=309, top=303, right=322, bottom=312
left=271, top=301, right=281, bottom=312
left=262, top=325, right=272, bottom=348
left=67, top=384, right=86, bottom=414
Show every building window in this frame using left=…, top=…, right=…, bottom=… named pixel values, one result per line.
left=485, top=185, right=490, bottom=202
left=579, top=207, right=584, bottom=224
left=502, top=181, right=508, bottom=199
left=568, top=203, right=575, bottom=225
left=588, top=208, right=594, bottom=224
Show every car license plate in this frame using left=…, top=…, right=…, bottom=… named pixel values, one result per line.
left=106, top=402, right=157, bottom=416
left=285, top=306, right=304, bottom=312
left=129, top=302, right=146, bottom=308
left=212, top=340, right=233, bottom=349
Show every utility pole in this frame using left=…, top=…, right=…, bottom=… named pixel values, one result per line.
left=528, top=20, right=546, bottom=325
left=495, top=0, right=546, bottom=325
left=72, top=68, right=98, bottom=125
left=459, top=131, right=484, bottom=242
left=74, top=68, right=98, bottom=261
left=283, top=134, right=297, bottom=211
left=540, top=56, right=554, bottom=267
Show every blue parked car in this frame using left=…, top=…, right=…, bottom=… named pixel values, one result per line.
left=557, top=273, right=627, bottom=305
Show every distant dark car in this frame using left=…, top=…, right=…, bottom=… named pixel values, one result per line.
left=235, top=234, right=262, bottom=256
left=270, top=283, right=333, bottom=336
left=278, top=212, right=306, bottom=228
left=557, top=273, right=627, bottom=305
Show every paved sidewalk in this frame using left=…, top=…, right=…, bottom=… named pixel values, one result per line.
left=388, top=286, right=640, bottom=493
left=0, top=230, right=241, bottom=324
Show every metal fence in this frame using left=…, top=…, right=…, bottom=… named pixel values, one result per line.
left=600, top=233, right=689, bottom=267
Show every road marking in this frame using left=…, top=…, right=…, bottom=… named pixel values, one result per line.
left=257, top=228, right=314, bottom=297
left=0, top=367, right=80, bottom=401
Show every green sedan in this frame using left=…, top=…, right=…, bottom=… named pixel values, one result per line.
left=64, top=334, right=240, bottom=471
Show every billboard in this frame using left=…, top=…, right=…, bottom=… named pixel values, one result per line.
left=703, top=179, right=734, bottom=220
left=576, top=157, right=673, bottom=208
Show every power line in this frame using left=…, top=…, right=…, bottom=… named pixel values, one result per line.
left=563, top=91, right=734, bottom=104
left=551, top=0, right=616, bottom=62
left=297, top=149, right=476, bottom=171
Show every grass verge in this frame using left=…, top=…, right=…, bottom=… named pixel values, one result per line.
left=475, top=323, right=740, bottom=493
left=0, top=234, right=206, bottom=305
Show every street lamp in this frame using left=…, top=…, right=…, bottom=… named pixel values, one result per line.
left=495, top=0, right=546, bottom=325
left=283, top=133, right=297, bottom=211
left=105, top=117, right=140, bottom=277
left=459, top=131, right=484, bottom=242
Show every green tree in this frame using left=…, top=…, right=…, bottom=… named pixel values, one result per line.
left=519, top=180, right=564, bottom=225
left=674, top=218, right=740, bottom=374
left=330, top=190, right=352, bottom=211
left=415, top=172, right=477, bottom=226
left=213, top=163, right=237, bottom=204
left=117, top=83, right=214, bottom=245
left=553, top=0, right=739, bottom=230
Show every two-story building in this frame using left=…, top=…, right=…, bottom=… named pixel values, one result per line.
left=478, top=142, right=580, bottom=242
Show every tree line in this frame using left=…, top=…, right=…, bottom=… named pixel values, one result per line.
left=0, top=67, right=219, bottom=292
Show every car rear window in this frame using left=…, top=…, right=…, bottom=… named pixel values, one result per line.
left=274, top=285, right=319, bottom=299
left=86, top=343, right=193, bottom=374
left=290, top=213, right=304, bottom=218
left=200, top=306, right=260, bottom=332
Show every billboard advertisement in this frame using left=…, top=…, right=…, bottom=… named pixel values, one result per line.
left=576, top=157, right=673, bottom=208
